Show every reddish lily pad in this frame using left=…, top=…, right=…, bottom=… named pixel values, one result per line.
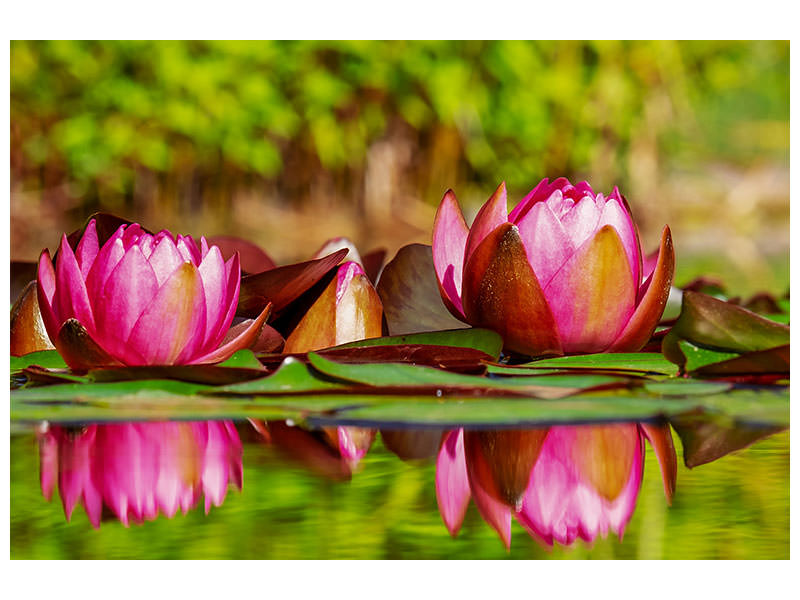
left=663, top=291, right=790, bottom=374
left=257, top=344, right=495, bottom=375
left=376, top=243, right=469, bottom=336
left=206, top=235, right=277, bottom=274
left=669, top=412, right=787, bottom=468
left=237, top=249, right=348, bottom=318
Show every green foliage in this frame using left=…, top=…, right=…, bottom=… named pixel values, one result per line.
left=10, top=41, right=789, bottom=199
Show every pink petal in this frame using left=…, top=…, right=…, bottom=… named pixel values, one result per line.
left=177, top=234, right=201, bottom=265
left=85, top=226, right=126, bottom=302
left=508, top=177, right=570, bottom=224
left=96, top=245, right=159, bottom=349
left=515, top=200, right=575, bottom=288
left=36, top=250, right=60, bottom=339
left=188, top=301, right=270, bottom=364
left=543, top=226, right=637, bottom=353
left=197, top=246, right=228, bottom=350
left=598, top=194, right=640, bottom=286
left=38, top=427, right=58, bottom=501
left=121, top=224, right=145, bottom=249
left=432, top=189, right=469, bottom=318
left=435, top=430, right=471, bottom=537
left=202, top=252, right=242, bottom=354
left=464, top=181, right=509, bottom=269
left=559, top=194, right=602, bottom=248
left=127, top=263, right=207, bottom=365
left=148, top=236, right=184, bottom=286
left=517, top=426, right=644, bottom=547
left=75, top=219, right=99, bottom=279
left=54, top=234, right=96, bottom=333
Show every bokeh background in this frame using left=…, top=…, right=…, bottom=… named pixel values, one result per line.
left=10, top=40, right=789, bottom=295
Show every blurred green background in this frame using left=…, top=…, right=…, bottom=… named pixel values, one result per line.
left=10, top=426, right=789, bottom=559
left=10, top=40, right=789, bottom=295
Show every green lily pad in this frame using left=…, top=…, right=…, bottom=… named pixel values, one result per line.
left=213, top=357, right=350, bottom=395
left=217, top=349, right=265, bottom=369
left=308, top=352, right=631, bottom=398
left=10, top=350, right=67, bottom=372
left=333, top=327, right=504, bottom=361
left=643, top=379, right=732, bottom=396
left=493, top=353, right=678, bottom=376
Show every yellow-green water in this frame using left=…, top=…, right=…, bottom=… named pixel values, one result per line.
left=9, top=425, right=788, bottom=559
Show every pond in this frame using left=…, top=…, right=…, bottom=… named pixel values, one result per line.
left=9, top=418, right=789, bottom=559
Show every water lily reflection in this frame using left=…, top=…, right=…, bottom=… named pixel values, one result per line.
left=38, top=420, right=242, bottom=527
left=251, top=420, right=375, bottom=480
left=436, top=423, right=677, bottom=548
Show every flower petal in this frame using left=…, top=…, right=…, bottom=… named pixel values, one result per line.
left=462, top=222, right=562, bottom=357
left=515, top=200, right=574, bottom=288
left=432, top=189, right=469, bottom=319
left=435, top=430, right=471, bottom=537
left=639, top=422, right=677, bottom=505
left=508, top=177, right=570, bottom=224
left=598, top=194, right=640, bottom=286
left=127, top=263, right=207, bottom=365
left=36, top=249, right=60, bottom=340
left=75, top=219, right=99, bottom=279
left=148, top=236, right=184, bottom=286
left=607, top=226, right=675, bottom=352
left=543, top=225, right=636, bottom=353
left=98, top=245, right=159, bottom=345
left=334, top=264, right=384, bottom=346
left=464, top=181, right=509, bottom=268
left=189, top=302, right=271, bottom=364
left=85, top=228, right=126, bottom=302
left=54, top=234, right=96, bottom=333
left=464, top=430, right=513, bottom=549
left=464, top=430, right=547, bottom=509
left=11, top=280, right=57, bottom=356
left=560, top=194, right=602, bottom=248
left=54, top=318, right=125, bottom=370
left=197, top=246, right=228, bottom=349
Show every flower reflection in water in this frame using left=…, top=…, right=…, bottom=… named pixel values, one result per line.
left=251, top=419, right=375, bottom=480
left=436, top=423, right=677, bottom=549
left=38, top=420, right=243, bottom=527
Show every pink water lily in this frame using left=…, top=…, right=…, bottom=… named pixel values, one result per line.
left=435, top=423, right=677, bottom=549
left=36, top=219, right=270, bottom=368
left=38, top=421, right=243, bottom=528
left=433, top=178, right=675, bottom=356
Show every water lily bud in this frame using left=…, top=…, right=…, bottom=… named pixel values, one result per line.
left=432, top=178, right=675, bottom=356
left=284, top=261, right=383, bottom=353
left=38, top=421, right=242, bottom=527
left=36, top=219, right=270, bottom=368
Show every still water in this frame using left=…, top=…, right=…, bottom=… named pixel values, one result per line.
left=10, top=419, right=789, bottom=559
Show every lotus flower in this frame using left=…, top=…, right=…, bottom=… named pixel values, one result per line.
left=433, top=178, right=675, bottom=356
left=436, top=423, right=677, bottom=548
left=38, top=421, right=243, bottom=527
left=36, top=219, right=270, bottom=368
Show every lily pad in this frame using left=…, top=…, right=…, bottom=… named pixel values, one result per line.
left=376, top=243, right=468, bottom=335
left=663, top=291, right=790, bottom=374
left=11, top=350, right=67, bottom=372
left=493, top=352, right=678, bottom=376
left=334, top=327, right=504, bottom=361
left=308, top=352, right=628, bottom=398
